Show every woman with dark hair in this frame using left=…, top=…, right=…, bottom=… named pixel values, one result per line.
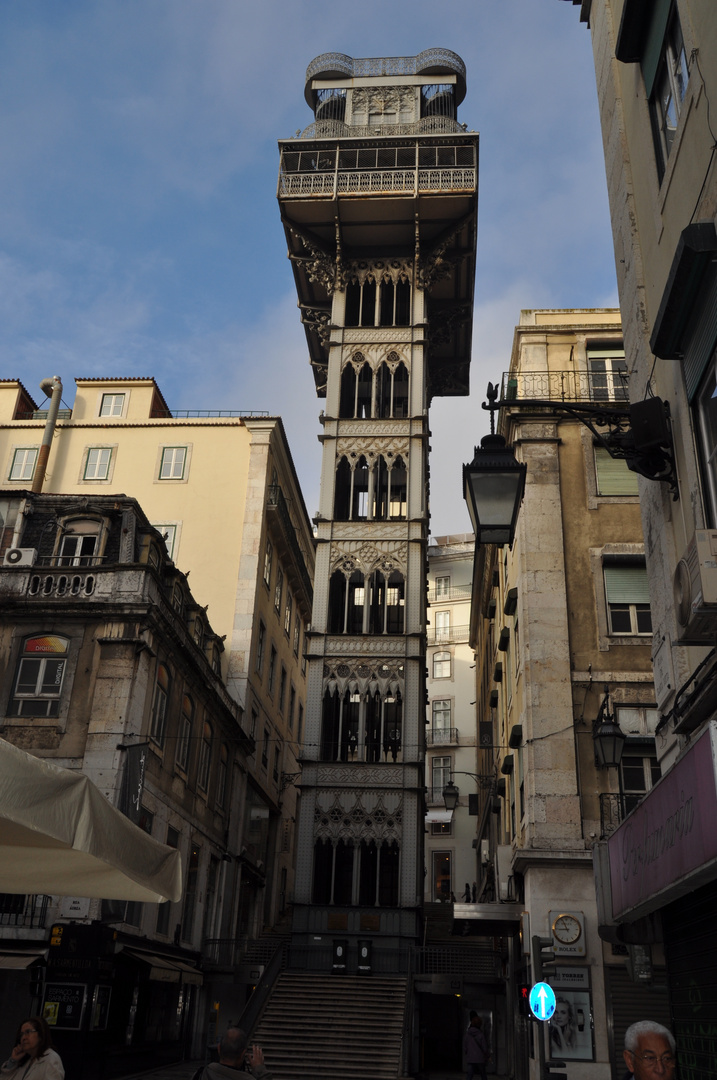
left=1, top=1017, right=64, bottom=1080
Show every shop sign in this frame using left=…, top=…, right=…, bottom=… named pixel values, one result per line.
left=608, top=722, right=717, bottom=918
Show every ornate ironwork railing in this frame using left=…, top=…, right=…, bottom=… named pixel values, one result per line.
left=599, top=792, right=627, bottom=838
left=299, top=117, right=464, bottom=140
left=0, top=894, right=50, bottom=928
left=279, top=167, right=476, bottom=199
left=426, top=623, right=470, bottom=645
left=426, top=727, right=459, bottom=747
left=500, top=369, right=630, bottom=405
left=305, top=49, right=466, bottom=85
left=427, top=583, right=472, bottom=603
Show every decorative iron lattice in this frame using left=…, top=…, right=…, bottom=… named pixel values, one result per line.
left=279, top=168, right=476, bottom=199
left=500, top=369, right=630, bottom=404
left=299, top=117, right=463, bottom=139
left=313, top=789, right=403, bottom=843
left=305, top=49, right=466, bottom=84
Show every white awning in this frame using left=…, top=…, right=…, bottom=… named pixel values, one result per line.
left=0, top=952, right=46, bottom=970
left=425, top=809, right=453, bottom=824
left=0, top=739, right=182, bottom=902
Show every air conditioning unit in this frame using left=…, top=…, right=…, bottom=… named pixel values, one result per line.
left=673, top=530, right=717, bottom=643
left=3, top=547, right=37, bottom=567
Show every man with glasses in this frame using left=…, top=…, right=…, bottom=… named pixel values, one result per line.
left=623, top=1021, right=676, bottom=1079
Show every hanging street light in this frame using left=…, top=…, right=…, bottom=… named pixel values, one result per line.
left=463, top=383, right=526, bottom=546
left=593, top=685, right=627, bottom=768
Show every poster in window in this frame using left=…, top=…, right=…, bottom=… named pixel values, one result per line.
left=43, top=983, right=87, bottom=1029
left=546, top=989, right=594, bottom=1061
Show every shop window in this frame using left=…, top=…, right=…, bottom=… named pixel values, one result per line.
left=604, top=563, right=653, bottom=635
left=433, top=650, right=451, bottom=679
left=175, top=694, right=193, bottom=772
left=197, top=721, right=213, bottom=791
left=150, top=664, right=170, bottom=748
left=594, top=447, right=639, bottom=495
left=9, top=634, right=69, bottom=718
left=8, top=447, right=38, bottom=482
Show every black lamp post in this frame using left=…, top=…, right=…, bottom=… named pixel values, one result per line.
left=593, top=685, right=626, bottom=768
left=442, top=780, right=460, bottom=811
left=463, top=384, right=526, bottom=546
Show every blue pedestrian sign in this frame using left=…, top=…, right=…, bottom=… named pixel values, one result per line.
left=529, top=981, right=556, bottom=1021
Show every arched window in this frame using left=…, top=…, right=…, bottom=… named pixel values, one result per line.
left=389, top=456, right=407, bottom=519
left=175, top=693, right=193, bottom=771
left=197, top=721, right=213, bottom=791
left=379, top=280, right=411, bottom=327
left=433, top=651, right=451, bottom=679
left=347, top=570, right=366, bottom=634
left=339, top=363, right=357, bottom=418
left=334, top=457, right=352, bottom=521
left=393, top=362, right=409, bottom=417
left=10, top=634, right=69, bottom=718
left=344, top=281, right=361, bottom=327
left=150, top=664, right=170, bottom=747
left=328, top=570, right=348, bottom=634
left=320, top=688, right=360, bottom=761
left=356, top=363, right=373, bottom=418
left=352, top=457, right=370, bottom=520
left=385, top=572, right=405, bottom=634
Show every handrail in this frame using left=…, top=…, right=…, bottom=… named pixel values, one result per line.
left=237, top=940, right=288, bottom=1039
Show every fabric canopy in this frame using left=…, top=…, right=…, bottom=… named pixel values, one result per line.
left=0, top=739, right=182, bottom=902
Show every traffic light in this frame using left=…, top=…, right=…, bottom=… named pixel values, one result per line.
left=517, top=983, right=530, bottom=1018
left=532, top=934, right=556, bottom=983
left=543, top=1060, right=567, bottom=1080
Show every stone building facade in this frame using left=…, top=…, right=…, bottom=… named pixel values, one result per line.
left=0, top=492, right=253, bottom=1075
left=277, top=50, right=478, bottom=967
left=560, top=4, right=717, bottom=1073
left=470, top=310, right=666, bottom=1080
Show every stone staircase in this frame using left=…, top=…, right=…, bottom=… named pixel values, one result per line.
left=250, top=971, right=408, bottom=1080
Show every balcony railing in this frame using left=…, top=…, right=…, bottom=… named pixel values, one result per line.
left=28, top=570, right=97, bottom=598
left=267, top=484, right=313, bottom=608
left=0, top=894, right=50, bottom=928
left=426, top=623, right=470, bottom=645
left=501, top=369, right=629, bottom=405
left=427, top=584, right=472, bottom=603
left=426, top=727, right=459, bottom=747
left=599, top=792, right=628, bottom=838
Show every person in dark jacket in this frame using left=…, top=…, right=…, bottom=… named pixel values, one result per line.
left=622, top=1021, right=675, bottom=1080
left=463, top=1012, right=489, bottom=1080
left=199, top=1028, right=272, bottom=1080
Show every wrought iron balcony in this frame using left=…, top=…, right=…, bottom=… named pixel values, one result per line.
left=426, top=727, right=459, bottom=747
left=426, top=623, right=470, bottom=645
left=267, top=484, right=313, bottom=611
left=0, top=894, right=50, bottom=928
left=599, top=792, right=628, bottom=838
left=501, top=369, right=629, bottom=405
left=427, top=583, right=472, bottom=603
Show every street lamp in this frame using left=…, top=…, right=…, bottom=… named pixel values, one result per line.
left=463, top=384, right=526, bottom=546
left=593, top=685, right=626, bottom=768
left=442, top=771, right=496, bottom=812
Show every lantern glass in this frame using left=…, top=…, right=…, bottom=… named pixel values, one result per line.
left=442, top=781, right=459, bottom=811
left=463, top=436, right=526, bottom=547
left=593, top=721, right=626, bottom=768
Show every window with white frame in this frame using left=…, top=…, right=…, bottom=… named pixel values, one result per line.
left=274, top=567, right=283, bottom=613
left=432, top=650, right=451, bottom=679
left=615, top=704, right=659, bottom=737
left=604, top=563, right=653, bottom=635
left=99, top=393, right=125, bottom=417
left=284, top=592, right=293, bottom=635
left=263, top=537, right=273, bottom=587
left=152, top=524, right=177, bottom=560
left=431, top=699, right=451, bottom=742
left=435, top=575, right=450, bottom=598
left=620, top=747, right=661, bottom=815
left=431, top=755, right=452, bottom=802
left=588, top=349, right=628, bottom=402
left=10, top=634, right=69, bottom=717
left=649, top=3, right=689, bottom=179
left=594, top=447, right=639, bottom=496
left=159, top=446, right=187, bottom=480
left=434, top=610, right=451, bottom=642
left=9, top=448, right=38, bottom=482
left=56, top=520, right=100, bottom=566
left=84, top=447, right=112, bottom=481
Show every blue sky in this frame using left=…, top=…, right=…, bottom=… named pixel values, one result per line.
left=0, top=0, right=617, bottom=533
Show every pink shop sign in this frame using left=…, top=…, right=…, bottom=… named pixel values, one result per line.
left=608, top=722, right=717, bottom=919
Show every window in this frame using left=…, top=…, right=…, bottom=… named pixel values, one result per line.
left=176, top=694, right=193, bottom=772
left=284, top=592, right=293, bottom=635
left=301, top=625, right=307, bottom=674
left=273, top=747, right=280, bottom=782
left=274, top=567, right=283, bottom=613
left=197, top=721, right=213, bottom=791
left=620, top=748, right=661, bottom=815
left=588, top=349, right=628, bottom=401
left=250, top=708, right=258, bottom=739
left=297, top=703, right=304, bottom=744
left=435, top=610, right=451, bottom=642
left=279, top=665, right=287, bottom=713
left=604, top=564, right=653, bottom=634
left=435, top=576, right=450, bottom=598
left=431, top=756, right=452, bottom=802
left=9, top=448, right=38, bottom=482
left=57, top=529, right=98, bottom=567
left=100, top=393, right=125, bottom=417
left=256, top=622, right=266, bottom=673
left=594, top=447, right=639, bottom=496
left=150, top=664, right=170, bottom=748
left=649, top=4, right=689, bottom=178
left=433, top=650, right=451, bottom=679
left=268, top=645, right=277, bottom=693
left=288, top=685, right=296, bottom=731
left=84, top=447, right=112, bottom=481
left=431, top=699, right=451, bottom=741
left=695, top=351, right=717, bottom=524
left=615, top=704, right=659, bottom=737
left=293, top=616, right=300, bottom=656
left=159, top=446, right=187, bottom=480
left=263, top=538, right=273, bottom=587
left=262, top=728, right=270, bottom=769
left=181, top=844, right=200, bottom=942
left=152, top=524, right=177, bottom=560
left=10, top=635, right=69, bottom=717
left=155, top=826, right=179, bottom=935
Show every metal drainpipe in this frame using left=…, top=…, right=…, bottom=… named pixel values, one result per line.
left=31, top=376, right=63, bottom=494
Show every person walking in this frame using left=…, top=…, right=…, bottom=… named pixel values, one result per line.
left=196, top=1027, right=273, bottom=1080
left=622, top=1021, right=676, bottom=1079
left=464, top=1011, right=489, bottom=1080
left=1, top=1018, right=64, bottom=1080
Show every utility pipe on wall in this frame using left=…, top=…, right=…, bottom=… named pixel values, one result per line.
left=31, top=376, right=63, bottom=494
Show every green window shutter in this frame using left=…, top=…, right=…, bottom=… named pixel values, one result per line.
left=595, top=448, right=639, bottom=495
left=604, top=565, right=650, bottom=604
left=641, top=0, right=673, bottom=97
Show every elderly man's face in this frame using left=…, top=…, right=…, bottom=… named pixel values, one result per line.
left=623, top=1033, right=675, bottom=1079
